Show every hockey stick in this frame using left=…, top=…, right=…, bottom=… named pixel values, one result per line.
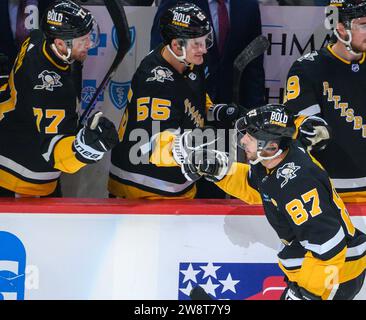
left=232, top=35, right=270, bottom=106
left=231, top=35, right=269, bottom=164
left=79, top=0, right=131, bottom=125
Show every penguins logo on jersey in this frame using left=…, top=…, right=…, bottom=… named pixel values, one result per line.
left=34, top=70, right=63, bottom=91
left=146, top=66, right=174, bottom=83
left=276, top=162, right=300, bottom=188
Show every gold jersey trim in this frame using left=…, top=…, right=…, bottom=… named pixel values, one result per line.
left=0, top=169, right=57, bottom=196
left=42, top=41, right=69, bottom=71
left=327, top=44, right=366, bottom=65
left=108, top=178, right=196, bottom=199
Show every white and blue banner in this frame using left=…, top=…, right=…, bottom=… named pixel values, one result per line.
left=1, top=211, right=366, bottom=300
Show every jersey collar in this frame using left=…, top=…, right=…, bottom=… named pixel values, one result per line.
left=327, top=44, right=366, bottom=65
left=42, top=41, right=70, bottom=71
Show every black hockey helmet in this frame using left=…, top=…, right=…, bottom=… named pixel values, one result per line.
left=41, top=0, right=98, bottom=41
left=330, top=0, right=366, bottom=24
left=159, top=2, right=212, bottom=45
left=235, top=104, right=296, bottom=150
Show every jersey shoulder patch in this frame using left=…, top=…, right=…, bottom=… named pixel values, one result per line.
left=276, top=162, right=301, bottom=188
left=297, top=51, right=319, bottom=63
left=33, top=70, right=63, bottom=91
left=146, top=66, right=174, bottom=83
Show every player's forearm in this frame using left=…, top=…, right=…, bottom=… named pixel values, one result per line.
left=215, top=162, right=262, bottom=204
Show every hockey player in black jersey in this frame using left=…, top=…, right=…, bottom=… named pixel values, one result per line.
left=0, top=0, right=118, bottom=197
left=284, top=0, right=366, bottom=203
left=108, top=2, right=239, bottom=199
left=182, top=104, right=366, bottom=300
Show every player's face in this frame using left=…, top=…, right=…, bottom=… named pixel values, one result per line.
left=185, top=33, right=213, bottom=65
left=71, top=32, right=93, bottom=62
left=351, top=17, right=366, bottom=52
left=240, top=133, right=258, bottom=161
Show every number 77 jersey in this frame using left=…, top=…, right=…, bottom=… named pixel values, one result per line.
left=0, top=30, right=85, bottom=196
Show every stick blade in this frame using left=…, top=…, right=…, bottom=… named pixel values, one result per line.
left=232, top=35, right=269, bottom=105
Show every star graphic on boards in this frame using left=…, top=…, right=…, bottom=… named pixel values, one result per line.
left=179, top=281, right=194, bottom=296
left=180, top=263, right=201, bottom=283
left=219, top=273, right=240, bottom=294
left=200, top=262, right=221, bottom=280
left=200, top=277, right=220, bottom=298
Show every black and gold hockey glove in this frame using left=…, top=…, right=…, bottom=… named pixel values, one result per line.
left=73, top=112, right=119, bottom=163
left=298, top=115, right=332, bottom=152
left=207, top=103, right=239, bottom=123
left=281, top=281, right=321, bottom=300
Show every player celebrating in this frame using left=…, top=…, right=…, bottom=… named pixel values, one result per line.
left=0, top=0, right=118, bottom=197
left=284, top=0, right=366, bottom=203
left=108, top=2, right=238, bottom=199
left=182, top=104, right=366, bottom=300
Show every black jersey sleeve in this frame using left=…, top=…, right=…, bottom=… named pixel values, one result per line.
left=284, top=56, right=321, bottom=117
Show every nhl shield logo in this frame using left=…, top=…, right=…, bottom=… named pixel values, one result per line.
left=109, top=80, right=130, bottom=110
left=351, top=64, right=360, bottom=72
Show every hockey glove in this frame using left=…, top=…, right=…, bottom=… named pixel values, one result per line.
left=282, top=282, right=321, bottom=300
left=73, top=112, right=119, bottom=163
left=207, top=104, right=239, bottom=123
left=298, top=115, right=332, bottom=152
left=172, top=127, right=218, bottom=165
left=181, top=159, right=202, bottom=182
left=183, top=148, right=230, bottom=183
